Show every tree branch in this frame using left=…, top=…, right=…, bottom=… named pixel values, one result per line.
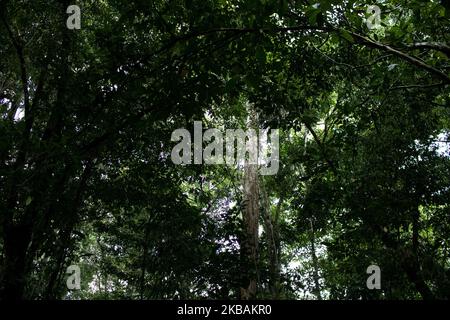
left=390, top=82, right=447, bottom=91
left=406, top=42, right=450, bottom=56
left=346, top=31, right=450, bottom=84
left=0, top=14, right=30, bottom=118
left=159, top=26, right=450, bottom=84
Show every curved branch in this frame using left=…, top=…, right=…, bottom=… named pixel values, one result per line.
left=346, top=31, right=450, bottom=84
left=163, top=26, right=450, bottom=84
left=406, top=42, right=450, bottom=56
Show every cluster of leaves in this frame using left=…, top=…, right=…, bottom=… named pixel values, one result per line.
left=0, top=0, right=449, bottom=299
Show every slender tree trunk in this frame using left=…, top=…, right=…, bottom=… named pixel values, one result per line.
left=261, top=185, right=281, bottom=299
left=375, top=222, right=434, bottom=300
left=1, top=1, right=72, bottom=300
left=401, top=251, right=434, bottom=300
left=1, top=222, right=32, bottom=300
left=403, top=207, right=434, bottom=300
left=139, top=225, right=151, bottom=300
left=239, top=108, right=260, bottom=299
left=240, top=162, right=260, bottom=299
left=309, top=218, right=322, bottom=300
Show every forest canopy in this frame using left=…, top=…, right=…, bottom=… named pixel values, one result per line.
left=0, top=0, right=450, bottom=300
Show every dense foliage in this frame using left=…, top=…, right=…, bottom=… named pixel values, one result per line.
left=1, top=0, right=449, bottom=300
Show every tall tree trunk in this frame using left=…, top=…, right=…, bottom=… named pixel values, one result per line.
left=403, top=207, right=434, bottom=300
left=240, top=162, right=260, bottom=299
left=1, top=1, right=73, bottom=300
left=239, top=108, right=260, bottom=299
left=309, top=218, right=322, bottom=300
left=374, top=221, right=434, bottom=300
left=402, top=255, right=434, bottom=300
left=139, top=223, right=152, bottom=300
left=1, top=222, right=32, bottom=300
left=261, top=184, right=281, bottom=299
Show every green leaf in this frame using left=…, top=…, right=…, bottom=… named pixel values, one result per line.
left=255, top=46, right=266, bottom=63
left=435, top=51, right=448, bottom=60
left=225, top=77, right=238, bottom=92
left=307, top=9, right=321, bottom=25
left=339, top=30, right=354, bottom=43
